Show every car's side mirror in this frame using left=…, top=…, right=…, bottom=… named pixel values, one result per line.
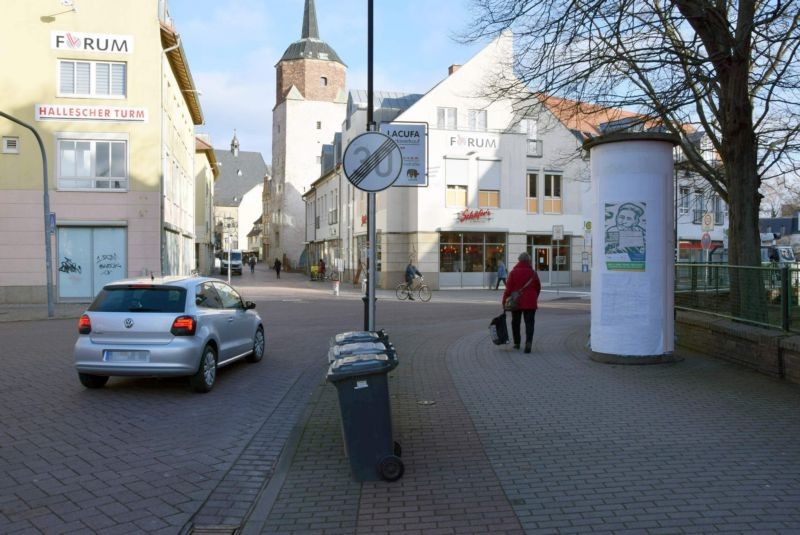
left=244, top=301, right=256, bottom=310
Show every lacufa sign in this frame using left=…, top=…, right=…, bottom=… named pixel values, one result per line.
left=380, top=123, right=427, bottom=187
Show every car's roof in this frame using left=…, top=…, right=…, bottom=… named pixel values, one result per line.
left=103, top=276, right=220, bottom=289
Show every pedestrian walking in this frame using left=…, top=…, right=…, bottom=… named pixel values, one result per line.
left=318, top=258, right=326, bottom=280
left=501, top=252, right=541, bottom=353
left=249, top=255, right=256, bottom=274
left=273, top=258, right=282, bottom=279
left=495, top=260, right=507, bottom=290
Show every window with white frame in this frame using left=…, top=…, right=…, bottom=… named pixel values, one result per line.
left=468, top=109, right=487, bottom=131
left=521, top=117, right=542, bottom=156
left=693, top=189, right=704, bottom=223
left=477, top=159, right=500, bottom=208
left=543, top=173, right=562, bottom=214
left=446, top=185, right=467, bottom=207
left=59, top=60, right=126, bottom=98
left=437, top=107, right=457, bottom=129
left=679, top=186, right=690, bottom=215
left=479, top=190, right=499, bottom=208
left=57, top=134, right=127, bottom=190
left=527, top=172, right=538, bottom=213
left=713, top=194, right=725, bottom=225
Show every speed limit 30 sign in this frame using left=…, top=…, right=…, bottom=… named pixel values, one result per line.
left=343, top=132, right=402, bottom=192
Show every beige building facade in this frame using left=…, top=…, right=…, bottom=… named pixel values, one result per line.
left=0, top=0, right=202, bottom=303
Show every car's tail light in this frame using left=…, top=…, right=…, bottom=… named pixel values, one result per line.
left=78, top=314, right=91, bottom=334
left=171, top=315, right=196, bottom=336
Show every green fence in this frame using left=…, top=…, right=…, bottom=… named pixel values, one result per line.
left=675, top=263, right=800, bottom=332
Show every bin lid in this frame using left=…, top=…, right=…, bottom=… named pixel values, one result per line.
left=331, top=329, right=388, bottom=346
left=326, top=353, right=396, bottom=382
left=327, top=342, right=395, bottom=363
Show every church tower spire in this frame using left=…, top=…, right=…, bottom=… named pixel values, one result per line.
left=275, top=0, right=346, bottom=106
left=302, top=0, right=320, bottom=40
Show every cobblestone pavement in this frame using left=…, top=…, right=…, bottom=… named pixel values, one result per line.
left=2, top=267, right=799, bottom=534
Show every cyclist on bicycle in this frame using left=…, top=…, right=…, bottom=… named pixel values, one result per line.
left=405, top=260, right=422, bottom=300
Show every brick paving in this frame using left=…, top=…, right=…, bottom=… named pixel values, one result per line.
left=2, top=268, right=800, bottom=534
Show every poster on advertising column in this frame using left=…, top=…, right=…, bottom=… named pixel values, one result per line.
left=379, top=122, right=427, bottom=187
left=604, top=201, right=646, bottom=271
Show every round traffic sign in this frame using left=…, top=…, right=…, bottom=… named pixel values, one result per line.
left=701, top=232, right=712, bottom=250
left=343, top=132, right=402, bottom=192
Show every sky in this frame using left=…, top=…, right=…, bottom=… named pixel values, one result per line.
left=167, top=0, right=487, bottom=160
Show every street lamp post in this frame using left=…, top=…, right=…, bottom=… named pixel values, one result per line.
left=0, top=111, right=55, bottom=318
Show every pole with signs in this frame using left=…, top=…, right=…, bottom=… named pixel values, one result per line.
left=346, top=0, right=403, bottom=330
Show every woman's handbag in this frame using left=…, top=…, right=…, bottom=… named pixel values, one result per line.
left=489, top=312, right=509, bottom=345
left=503, top=276, right=534, bottom=312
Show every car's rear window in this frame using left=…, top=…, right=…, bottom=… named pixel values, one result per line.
left=89, top=287, right=187, bottom=313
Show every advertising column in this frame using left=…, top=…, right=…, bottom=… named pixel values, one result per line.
left=585, top=132, right=680, bottom=363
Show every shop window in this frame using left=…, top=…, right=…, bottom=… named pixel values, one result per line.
left=468, top=109, right=487, bottom=131
left=479, top=190, right=499, bottom=208
left=57, top=135, right=128, bottom=190
left=446, top=185, right=467, bottom=207
left=527, top=172, right=538, bottom=213
left=437, top=107, right=457, bottom=129
left=59, top=60, right=126, bottom=98
left=544, top=173, right=562, bottom=214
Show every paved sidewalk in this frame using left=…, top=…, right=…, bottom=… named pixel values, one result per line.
left=240, top=284, right=800, bottom=534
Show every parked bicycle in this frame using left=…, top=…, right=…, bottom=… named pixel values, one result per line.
left=395, top=276, right=432, bottom=302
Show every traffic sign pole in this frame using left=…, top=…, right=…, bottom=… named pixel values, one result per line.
left=366, top=0, right=375, bottom=331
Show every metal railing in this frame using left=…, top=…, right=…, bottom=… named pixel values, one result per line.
left=675, top=263, right=800, bottom=332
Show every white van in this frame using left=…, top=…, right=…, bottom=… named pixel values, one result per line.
left=221, top=249, right=243, bottom=275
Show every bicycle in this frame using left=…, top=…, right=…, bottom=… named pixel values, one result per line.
left=395, top=276, right=432, bottom=302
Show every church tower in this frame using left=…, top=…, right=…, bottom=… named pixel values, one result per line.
left=269, top=0, right=346, bottom=269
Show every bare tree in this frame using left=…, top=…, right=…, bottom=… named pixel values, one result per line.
left=463, top=0, right=800, bottom=317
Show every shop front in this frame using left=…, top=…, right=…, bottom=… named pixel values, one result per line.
left=528, top=234, right=572, bottom=286
left=439, top=232, right=506, bottom=288
left=57, top=226, right=127, bottom=301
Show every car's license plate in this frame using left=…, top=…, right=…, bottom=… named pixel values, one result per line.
left=104, top=350, right=150, bottom=362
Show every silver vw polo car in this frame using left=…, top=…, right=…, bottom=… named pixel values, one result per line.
left=74, top=276, right=265, bottom=393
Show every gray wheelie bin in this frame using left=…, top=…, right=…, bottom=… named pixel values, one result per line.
left=326, top=354, right=404, bottom=482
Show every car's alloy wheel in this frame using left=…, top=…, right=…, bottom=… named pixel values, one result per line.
left=190, top=345, right=217, bottom=393
left=247, top=327, right=265, bottom=363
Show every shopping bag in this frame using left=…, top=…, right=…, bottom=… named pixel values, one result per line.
left=489, top=312, right=509, bottom=345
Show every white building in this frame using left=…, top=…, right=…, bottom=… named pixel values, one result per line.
left=305, top=33, right=599, bottom=289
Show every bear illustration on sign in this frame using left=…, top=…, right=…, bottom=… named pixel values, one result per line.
left=406, top=169, right=419, bottom=179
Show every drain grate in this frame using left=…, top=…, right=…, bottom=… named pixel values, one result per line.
left=191, top=525, right=240, bottom=535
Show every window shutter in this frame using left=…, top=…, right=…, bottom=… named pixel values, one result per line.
left=477, top=159, right=501, bottom=189
left=96, top=63, right=110, bottom=95
left=75, top=62, right=90, bottom=94
left=111, top=64, right=125, bottom=96
left=445, top=158, right=468, bottom=185
left=60, top=62, right=74, bottom=94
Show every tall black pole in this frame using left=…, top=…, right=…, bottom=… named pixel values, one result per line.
left=364, top=0, right=376, bottom=331
left=0, top=111, right=55, bottom=318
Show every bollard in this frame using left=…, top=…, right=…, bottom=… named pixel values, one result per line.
left=333, top=279, right=340, bottom=296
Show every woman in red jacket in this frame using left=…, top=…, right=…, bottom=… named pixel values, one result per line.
left=502, top=252, right=542, bottom=353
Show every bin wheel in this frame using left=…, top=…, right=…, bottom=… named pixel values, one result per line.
left=378, top=455, right=404, bottom=482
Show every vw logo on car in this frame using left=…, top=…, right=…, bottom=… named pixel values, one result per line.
left=124, top=318, right=134, bottom=329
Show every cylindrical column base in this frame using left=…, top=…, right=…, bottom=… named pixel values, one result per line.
left=590, top=351, right=683, bottom=365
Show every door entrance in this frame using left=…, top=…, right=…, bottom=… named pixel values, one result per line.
left=534, top=246, right=550, bottom=284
